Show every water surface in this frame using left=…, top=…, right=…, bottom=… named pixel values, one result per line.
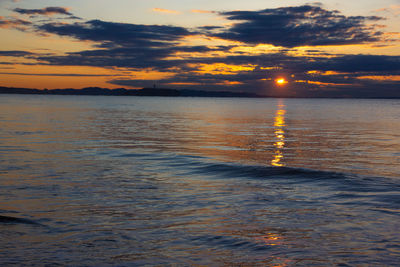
left=0, top=95, right=399, bottom=266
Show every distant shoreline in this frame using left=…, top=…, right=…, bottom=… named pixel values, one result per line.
left=0, top=86, right=399, bottom=99
left=0, top=86, right=264, bottom=98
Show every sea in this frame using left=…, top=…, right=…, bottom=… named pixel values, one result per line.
left=0, top=94, right=399, bottom=266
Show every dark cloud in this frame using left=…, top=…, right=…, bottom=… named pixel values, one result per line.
left=36, top=45, right=227, bottom=70
left=109, top=73, right=400, bottom=98
left=211, top=54, right=400, bottom=75
left=0, top=16, right=31, bottom=29
left=0, top=50, right=35, bottom=57
left=0, top=72, right=124, bottom=77
left=306, top=55, right=400, bottom=73
left=14, top=7, right=72, bottom=16
left=3, top=4, right=398, bottom=97
left=197, top=25, right=224, bottom=32
left=38, top=19, right=193, bottom=48
left=66, top=16, right=82, bottom=20
left=35, top=19, right=197, bottom=70
left=108, top=53, right=400, bottom=98
left=198, top=26, right=223, bottom=30
left=37, top=47, right=177, bottom=69
left=35, top=17, right=231, bottom=69
left=214, top=5, right=383, bottom=47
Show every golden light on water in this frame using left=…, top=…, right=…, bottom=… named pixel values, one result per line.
left=255, top=233, right=282, bottom=246
left=271, top=151, right=284, bottom=166
left=275, top=141, right=285, bottom=149
left=271, top=101, right=286, bottom=167
left=274, top=110, right=286, bottom=127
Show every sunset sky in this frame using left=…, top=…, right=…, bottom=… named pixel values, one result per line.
left=0, top=0, right=399, bottom=97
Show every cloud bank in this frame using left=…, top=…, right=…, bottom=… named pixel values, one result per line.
left=14, top=7, right=72, bottom=16
left=0, top=16, right=31, bottom=29
left=213, top=5, right=383, bottom=47
left=1, top=4, right=399, bottom=97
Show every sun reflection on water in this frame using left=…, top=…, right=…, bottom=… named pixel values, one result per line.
left=271, top=100, right=286, bottom=167
left=256, top=232, right=282, bottom=246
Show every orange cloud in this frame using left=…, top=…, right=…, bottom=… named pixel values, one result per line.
left=192, top=63, right=257, bottom=75
left=191, top=9, right=214, bottom=14
left=0, top=65, right=171, bottom=89
left=0, top=16, right=31, bottom=29
left=375, top=5, right=400, bottom=16
left=295, top=80, right=352, bottom=87
left=357, top=75, right=400, bottom=81
left=152, top=8, right=180, bottom=14
left=216, top=81, right=243, bottom=86
left=307, top=70, right=349, bottom=76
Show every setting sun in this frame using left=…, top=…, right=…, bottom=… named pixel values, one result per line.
left=276, top=78, right=288, bottom=86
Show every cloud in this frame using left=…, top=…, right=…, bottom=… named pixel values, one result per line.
left=3, top=4, right=399, bottom=97
left=36, top=45, right=231, bottom=70
left=0, top=16, right=31, bottom=29
left=6, top=47, right=400, bottom=97
left=213, top=5, right=383, bottom=47
left=305, top=55, right=400, bottom=73
left=152, top=8, right=180, bottom=14
left=107, top=53, right=400, bottom=98
left=38, top=19, right=192, bottom=48
left=109, top=71, right=400, bottom=98
left=191, top=9, right=215, bottom=14
left=375, top=5, right=400, bottom=16
left=0, top=72, right=123, bottom=77
left=35, top=19, right=201, bottom=70
left=198, top=26, right=223, bottom=31
left=37, top=47, right=179, bottom=69
left=0, top=50, right=35, bottom=56
left=13, top=7, right=72, bottom=16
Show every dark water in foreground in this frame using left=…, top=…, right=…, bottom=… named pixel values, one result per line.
left=0, top=95, right=399, bottom=266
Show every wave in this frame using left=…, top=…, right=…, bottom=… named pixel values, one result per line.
left=0, top=215, right=40, bottom=225
left=186, top=160, right=400, bottom=193
left=113, top=151, right=400, bottom=210
left=117, top=151, right=400, bottom=191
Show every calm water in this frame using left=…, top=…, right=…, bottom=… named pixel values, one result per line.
left=0, top=94, right=399, bottom=266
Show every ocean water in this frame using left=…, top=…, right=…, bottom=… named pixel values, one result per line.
left=0, top=94, right=399, bottom=266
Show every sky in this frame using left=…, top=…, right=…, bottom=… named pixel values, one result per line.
left=0, top=0, right=399, bottom=97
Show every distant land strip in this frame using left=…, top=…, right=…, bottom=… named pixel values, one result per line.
left=0, top=86, right=398, bottom=99
left=0, top=86, right=263, bottom=98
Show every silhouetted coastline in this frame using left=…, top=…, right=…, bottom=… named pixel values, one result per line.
left=0, top=86, right=398, bottom=98
left=0, top=86, right=262, bottom=98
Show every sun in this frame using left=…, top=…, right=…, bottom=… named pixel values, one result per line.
left=275, top=78, right=288, bottom=86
